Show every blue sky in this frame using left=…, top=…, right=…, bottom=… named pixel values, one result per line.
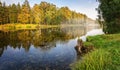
left=1, top=0, right=99, bottom=20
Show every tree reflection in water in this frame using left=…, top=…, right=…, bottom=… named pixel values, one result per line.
left=0, top=27, right=86, bottom=70
left=0, top=27, right=84, bottom=57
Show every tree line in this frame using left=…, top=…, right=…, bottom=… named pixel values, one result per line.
left=0, top=0, right=87, bottom=25
left=98, top=0, right=120, bottom=34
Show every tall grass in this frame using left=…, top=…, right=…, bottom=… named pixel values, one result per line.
left=72, top=34, right=120, bottom=70
left=72, top=49, right=112, bottom=70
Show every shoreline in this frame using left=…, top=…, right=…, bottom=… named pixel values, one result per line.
left=0, top=24, right=84, bottom=32
left=0, top=24, right=60, bottom=32
left=72, top=33, right=120, bottom=70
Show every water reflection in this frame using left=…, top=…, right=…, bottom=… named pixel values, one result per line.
left=0, top=25, right=100, bottom=70
left=0, top=27, right=86, bottom=70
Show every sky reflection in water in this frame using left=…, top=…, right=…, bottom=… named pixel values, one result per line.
left=0, top=26, right=97, bottom=70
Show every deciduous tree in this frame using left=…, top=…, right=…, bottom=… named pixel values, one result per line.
left=98, top=0, right=120, bottom=33
left=32, top=4, right=44, bottom=24
left=18, top=0, right=30, bottom=24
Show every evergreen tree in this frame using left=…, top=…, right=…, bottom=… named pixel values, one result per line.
left=0, top=1, right=2, bottom=24
left=9, top=4, right=18, bottom=23
left=24, top=0, right=30, bottom=11
left=2, top=2, right=9, bottom=24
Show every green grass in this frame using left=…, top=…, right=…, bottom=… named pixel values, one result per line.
left=72, top=34, right=120, bottom=70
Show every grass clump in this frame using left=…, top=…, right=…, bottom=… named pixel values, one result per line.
left=72, top=34, right=120, bottom=70
left=72, top=49, right=111, bottom=70
left=83, top=42, right=94, bottom=47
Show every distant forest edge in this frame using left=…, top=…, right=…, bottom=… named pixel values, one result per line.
left=0, top=0, right=93, bottom=25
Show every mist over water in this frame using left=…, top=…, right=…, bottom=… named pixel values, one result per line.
left=0, top=25, right=100, bottom=70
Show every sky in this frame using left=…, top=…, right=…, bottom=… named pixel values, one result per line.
left=1, top=0, right=99, bottom=20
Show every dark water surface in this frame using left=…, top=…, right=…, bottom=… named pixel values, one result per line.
left=0, top=26, right=98, bottom=70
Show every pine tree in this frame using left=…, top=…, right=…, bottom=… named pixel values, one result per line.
left=9, top=4, right=18, bottom=23
left=2, top=2, right=9, bottom=24
left=24, top=0, right=30, bottom=11
left=0, top=1, right=2, bottom=24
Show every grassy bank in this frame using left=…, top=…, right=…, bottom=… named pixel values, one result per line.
left=72, top=34, right=120, bottom=70
left=0, top=24, right=60, bottom=31
left=0, top=24, right=83, bottom=32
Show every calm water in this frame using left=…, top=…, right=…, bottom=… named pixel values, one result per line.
left=0, top=26, right=98, bottom=70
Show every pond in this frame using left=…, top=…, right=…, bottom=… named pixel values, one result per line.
left=0, top=26, right=99, bottom=70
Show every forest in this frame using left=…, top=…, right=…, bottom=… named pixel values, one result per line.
left=0, top=0, right=87, bottom=25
